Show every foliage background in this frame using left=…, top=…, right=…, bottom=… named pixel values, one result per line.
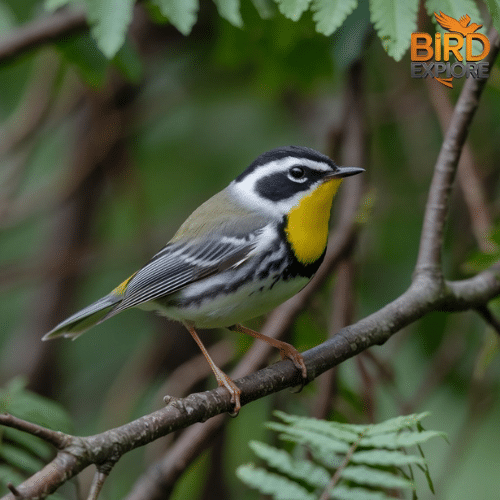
left=0, top=0, right=500, bottom=498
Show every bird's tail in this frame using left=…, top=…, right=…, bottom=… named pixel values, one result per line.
left=42, top=294, right=122, bottom=341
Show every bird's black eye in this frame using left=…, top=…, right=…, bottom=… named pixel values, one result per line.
left=289, top=166, right=306, bottom=181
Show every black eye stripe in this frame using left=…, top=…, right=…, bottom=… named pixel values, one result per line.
left=255, top=172, right=311, bottom=201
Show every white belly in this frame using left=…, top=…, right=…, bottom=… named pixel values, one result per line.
left=147, top=272, right=309, bottom=328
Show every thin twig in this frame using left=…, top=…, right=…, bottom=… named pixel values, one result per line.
left=86, top=468, right=111, bottom=500
left=0, top=413, right=70, bottom=449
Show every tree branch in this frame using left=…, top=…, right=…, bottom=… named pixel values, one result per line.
left=0, top=414, right=70, bottom=449
left=0, top=9, right=87, bottom=64
left=1, top=263, right=500, bottom=500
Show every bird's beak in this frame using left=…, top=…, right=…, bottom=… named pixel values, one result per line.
left=322, top=166, right=365, bottom=182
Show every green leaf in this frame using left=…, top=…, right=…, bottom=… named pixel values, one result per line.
left=274, top=0, right=312, bottom=21
left=44, top=0, right=72, bottom=12
left=249, top=441, right=330, bottom=488
left=274, top=410, right=362, bottom=441
left=296, top=419, right=362, bottom=442
left=237, top=464, right=316, bottom=500
left=0, top=443, right=44, bottom=475
left=369, top=0, right=419, bottom=61
left=152, top=0, right=199, bottom=34
left=266, top=422, right=351, bottom=454
left=87, top=0, right=135, bottom=58
left=360, top=430, right=446, bottom=449
left=213, top=0, right=243, bottom=27
left=312, top=0, right=357, bottom=36
left=350, top=449, right=425, bottom=466
left=425, top=0, right=483, bottom=29
left=362, top=412, right=431, bottom=435
left=251, top=0, right=276, bottom=19
left=341, top=465, right=414, bottom=489
left=484, top=0, right=500, bottom=34
left=331, top=485, right=391, bottom=500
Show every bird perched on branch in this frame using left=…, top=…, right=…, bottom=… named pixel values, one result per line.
left=44, top=146, right=364, bottom=414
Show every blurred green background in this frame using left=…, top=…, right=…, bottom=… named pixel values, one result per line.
left=1, top=0, right=500, bottom=498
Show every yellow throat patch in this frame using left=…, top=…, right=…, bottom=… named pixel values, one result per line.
left=285, top=178, right=343, bottom=264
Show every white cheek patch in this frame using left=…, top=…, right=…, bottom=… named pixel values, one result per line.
left=230, top=157, right=332, bottom=217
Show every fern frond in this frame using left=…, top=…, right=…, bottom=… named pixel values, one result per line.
left=237, top=464, right=316, bottom=500
left=248, top=441, right=330, bottom=488
left=239, top=411, right=444, bottom=500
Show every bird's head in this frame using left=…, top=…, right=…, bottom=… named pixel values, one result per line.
left=230, top=146, right=364, bottom=218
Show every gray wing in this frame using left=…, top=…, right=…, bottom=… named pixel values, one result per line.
left=111, top=235, right=257, bottom=312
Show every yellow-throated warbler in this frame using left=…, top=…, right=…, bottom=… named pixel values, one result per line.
left=44, top=146, right=364, bottom=413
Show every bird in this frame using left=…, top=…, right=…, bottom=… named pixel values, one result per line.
left=43, top=146, right=364, bottom=413
left=434, top=12, right=482, bottom=36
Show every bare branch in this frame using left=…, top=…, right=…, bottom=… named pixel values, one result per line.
left=0, top=9, right=87, bottom=64
left=0, top=413, right=70, bottom=449
left=415, top=28, right=500, bottom=279
left=86, top=467, right=112, bottom=500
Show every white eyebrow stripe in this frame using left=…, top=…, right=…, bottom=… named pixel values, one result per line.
left=242, top=157, right=333, bottom=178
left=229, top=156, right=334, bottom=218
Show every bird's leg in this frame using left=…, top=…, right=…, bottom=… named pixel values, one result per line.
left=228, top=323, right=308, bottom=379
left=184, top=324, right=242, bottom=415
